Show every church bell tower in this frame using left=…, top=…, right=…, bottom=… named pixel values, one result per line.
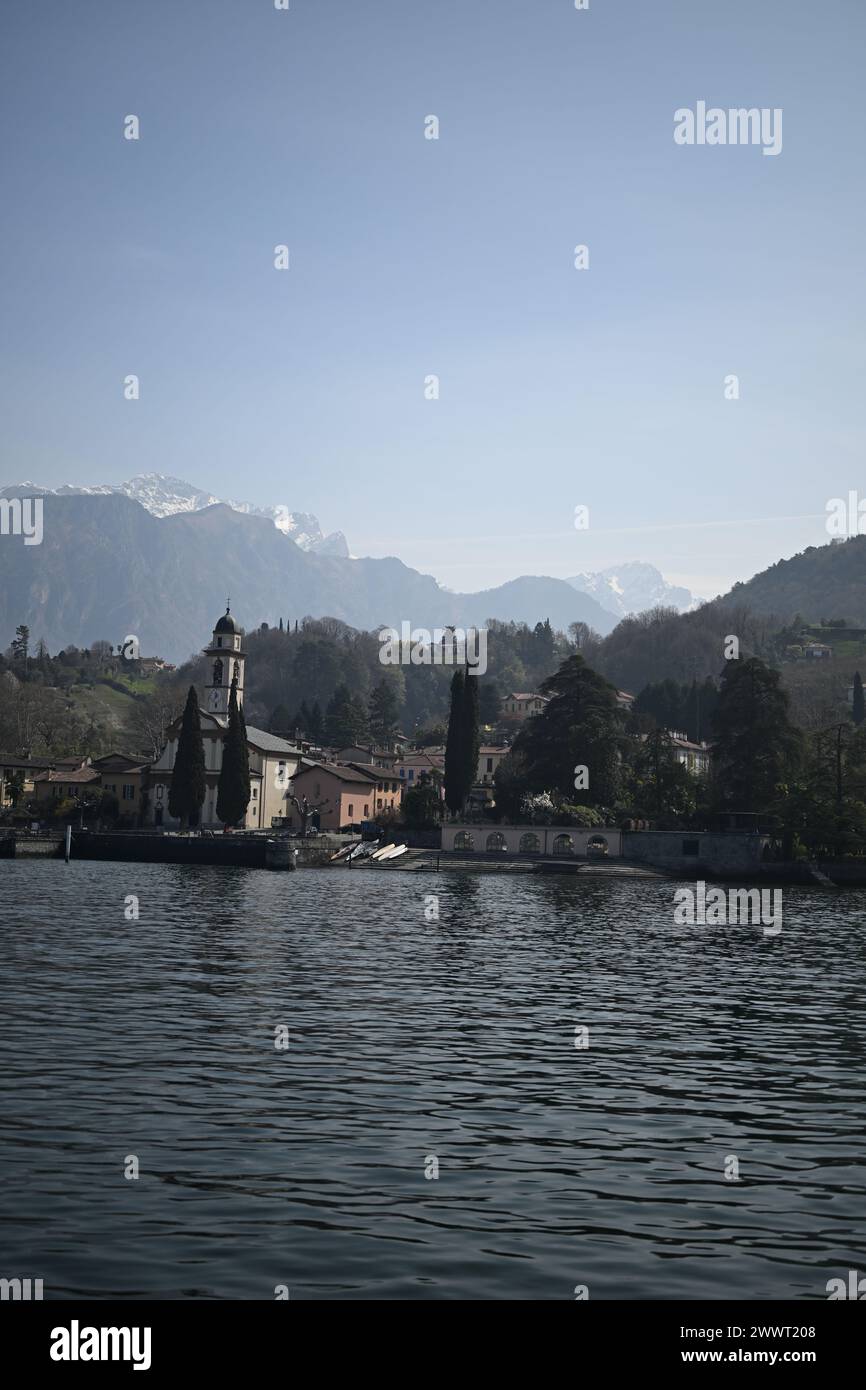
left=203, top=603, right=245, bottom=720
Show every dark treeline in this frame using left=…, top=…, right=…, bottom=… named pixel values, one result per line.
left=174, top=616, right=573, bottom=741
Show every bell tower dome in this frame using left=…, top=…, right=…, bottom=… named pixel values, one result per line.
left=203, top=603, right=245, bottom=719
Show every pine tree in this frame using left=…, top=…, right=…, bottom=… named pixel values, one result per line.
left=324, top=683, right=368, bottom=747
left=269, top=703, right=292, bottom=734
left=278, top=617, right=284, bottom=632
left=444, top=669, right=466, bottom=814
left=169, top=686, right=206, bottom=829
left=310, top=701, right=324, bottom=740
left=853, top=671, right=865, bottom=727
left=217, top=679, right=251, bottom=827
left=369, top=678, right=400, bottom=745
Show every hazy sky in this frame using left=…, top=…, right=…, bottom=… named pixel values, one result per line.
left=1, top=0, right=863, bottom=601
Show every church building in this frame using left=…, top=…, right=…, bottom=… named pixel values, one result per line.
left=147, top=607, right=302, bottom=829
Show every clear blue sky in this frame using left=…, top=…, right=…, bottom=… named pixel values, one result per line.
left=1, top=0, right=863, bottom=600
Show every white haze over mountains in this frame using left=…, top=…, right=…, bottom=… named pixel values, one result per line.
left=567, top=562, right=698, bottom=619
left=5, top=473, right=350, bottom=557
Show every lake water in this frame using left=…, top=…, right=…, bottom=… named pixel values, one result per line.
left=1, top=859, right=864, bottom=1300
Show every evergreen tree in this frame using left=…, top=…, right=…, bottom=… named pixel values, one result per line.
left=278, top=617, right=284, bottom=632
left=12, top=624, right=30, bottom=676
left=478, top=679, right=502, bottom=726
left=463, top=671, right=481, bottom=799
left=401, top=773, right=442, bottom=830
left=369, top=678, right=400, bottom=745
left=309, top=701, right=324, bottom=741
left=168, top=686, right=206, bottom=829
left=324, top=683, right=368, bottom=746
left=444, top=669, right=466, bottom=814
left=269, top=703, right=291, bottom=734
left=513, top=654, right=622, bottom=805
left=711, top=658, right=800, bottom=812
left=853, top=671, right=865, bottom=727
left=217, top=679, right=251, bottom=827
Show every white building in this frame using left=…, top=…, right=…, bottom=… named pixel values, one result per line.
left=147, top=607, right=302, bottom=829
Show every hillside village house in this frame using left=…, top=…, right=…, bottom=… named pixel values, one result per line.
left=335, top=745, right=398, bottom=770
left=503, top=692, right=547, bottom=721
left=91, top=752, right=149, bottom=823
left=0, top=754, right=90, bottom=809
left=32, top=765, right=100, bottom=807
left=146, top=608, right=302, bottom=829
left=477, top=745, right=508, bottom=787
left=666, top=731, right=710, bottom=775
left=395, top=750, right=444, bottom=782
left=287, top=760, right=396, bottom=832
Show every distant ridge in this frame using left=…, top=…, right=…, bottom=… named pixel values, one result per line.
left=0, top=491, right=617, bottom=660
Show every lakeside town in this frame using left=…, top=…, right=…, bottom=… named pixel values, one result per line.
left=3, top=601, right=866, bottom=883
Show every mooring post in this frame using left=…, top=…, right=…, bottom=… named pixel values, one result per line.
left=65, top=825, right=72, bottom=863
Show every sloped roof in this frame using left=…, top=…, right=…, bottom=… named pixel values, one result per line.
left=294, top=760, right=376, bottom=785
left=245, top=726, right=302, bottom=755
left=34, top=768, right=100, bottom=785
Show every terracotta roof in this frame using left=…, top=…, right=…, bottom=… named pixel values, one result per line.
left=34, top=768, right=100, bottom=785
left=294, top=760, right=376, bottom=785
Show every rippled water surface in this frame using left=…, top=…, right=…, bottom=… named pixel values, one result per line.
left=1, top=859, right=864, bottom=1299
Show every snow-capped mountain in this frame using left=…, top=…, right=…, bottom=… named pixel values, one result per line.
left=567, top=563, right=698, bottom=618
left=3, top=474, right=349, bottom=557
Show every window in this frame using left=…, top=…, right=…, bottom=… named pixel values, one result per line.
left=519, top=832, right=541, bottom=854
left=348, top=804, right=354, bottom=817
left=552, top=834, right=574, bottom=856
left=408, top=769, right=414, bottom=780
left=122, top=785, right=134, bottom=801
left=399, top=768, right=405, bottom=777
left=682, top=839, right=700, bottom=856
left=364, top=804, right=369, bottom=817
left=486, top=832, right=507, bottom=853
left=454, top=831, right=474, bottom=851
left=252, top=788, right=258, bottom=799
left=486, top=758, right=493, bottom=773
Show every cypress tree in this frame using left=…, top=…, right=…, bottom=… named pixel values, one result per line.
left=853, top=671, right=865, bottom=726
left=169, top=686, right=206, bottom=830
left=462, top=670, right=481, bottom=801
left=217, top=679, right=251, bottom=827
left=444, top=668, right=466, bottom=814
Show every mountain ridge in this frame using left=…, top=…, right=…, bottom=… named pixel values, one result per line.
left=0, top=493, right=618, bottom=660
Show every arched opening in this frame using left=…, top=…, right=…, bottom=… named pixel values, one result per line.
left=587, top=835, right=609, bottom=857
left=454, top=830, right=474, bottom=851
left=519, top=832, right=541, bottom=854
left=552, top=834, right=574, bottom=856
left=486, top=831, right=507, bottom=853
